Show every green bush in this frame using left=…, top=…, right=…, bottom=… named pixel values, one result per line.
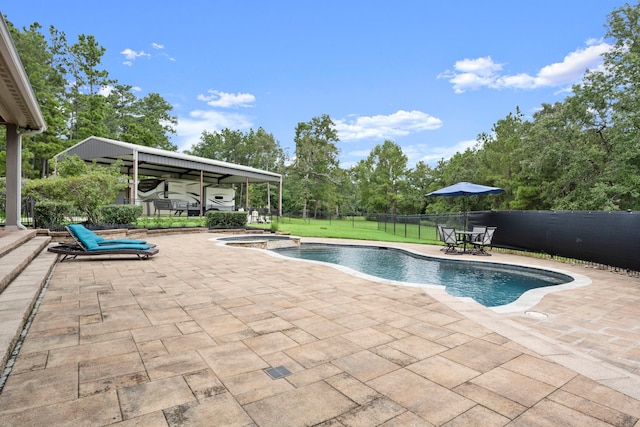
left=101, top=204, right=143, bottom=225
left=205, top=211, right=247, bottom=228
left=26, top=155, right=128, bottom=224
left=34, top=200, right=72, bottom=228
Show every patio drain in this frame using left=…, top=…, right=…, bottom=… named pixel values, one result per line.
left=264, top=365, right=292, bottom=379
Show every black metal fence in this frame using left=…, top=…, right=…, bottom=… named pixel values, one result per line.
left=379, top=210, right=640, bottom=272
left=0, top=194, right=35, bottom=228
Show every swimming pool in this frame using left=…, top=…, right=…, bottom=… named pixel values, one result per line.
left=272, top=243, right=574, bottom=308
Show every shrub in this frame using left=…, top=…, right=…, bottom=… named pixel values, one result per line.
left=205, top=211, right=247, bottom=228
left=101, top=204, right=143, bottom=225
left=34, top=200, right=72, bottom=228
left=26, top=155, right=128, bottom=224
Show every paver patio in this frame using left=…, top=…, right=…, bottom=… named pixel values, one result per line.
left=0, top=232, right=638, bottom=426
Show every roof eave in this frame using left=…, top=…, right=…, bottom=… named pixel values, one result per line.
left=0, top=13, right=46, bottom=133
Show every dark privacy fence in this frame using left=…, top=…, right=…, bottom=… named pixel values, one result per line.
left=467, top=210, right=640, bottom=272
left=376, top=210, right=640, bottom=271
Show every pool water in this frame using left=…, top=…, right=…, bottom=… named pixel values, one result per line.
left=272, top=244, right=572, bottom=307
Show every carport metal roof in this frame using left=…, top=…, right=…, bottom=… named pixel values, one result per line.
left=55, top=136, right=282, bottom=185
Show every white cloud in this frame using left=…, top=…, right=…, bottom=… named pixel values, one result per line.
left=454, top=56, right=504, bottom=76
left=161, top=52, right=176, bottom=62
left=439, top=40, right=612, bottom=93
left=534, top=42, right=610, bottom=86
left=174, top=109, right=253, bottom=152
left=197, top=90, right=256, bottom=108
left=120, top=48, right=150, bottom=66
left=335, top=110, right=443, bottom=141
left=385, top=139, right=476, bottom=167
left=152, top=42, right=164, bottom=49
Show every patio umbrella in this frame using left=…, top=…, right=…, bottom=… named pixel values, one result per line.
left=426, top=181, right=504, bottom=228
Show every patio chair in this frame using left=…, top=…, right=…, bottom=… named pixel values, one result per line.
left=441, top=226, right=464, bottom=254
left=48, top=224, right=159, bottom=261
left=436, top=225, right=448, bottom=251
left=67, top=224, right=148, bottom=246
left=470, top=226, right=487, bottom=244
left=472, top=226, right=497, bottom=255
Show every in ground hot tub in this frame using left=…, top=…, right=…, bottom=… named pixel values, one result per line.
left=217, top=234, right=300, bottom=249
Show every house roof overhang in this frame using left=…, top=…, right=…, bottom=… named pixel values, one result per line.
left=0, top=14, right=46, bottom=133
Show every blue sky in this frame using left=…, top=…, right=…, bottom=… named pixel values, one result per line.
left=4, top=1, right=623, bottom=168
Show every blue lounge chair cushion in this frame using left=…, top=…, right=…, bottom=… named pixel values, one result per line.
left=68, top=224, right=152, bottom=251
left=67, top=224, right=147, bottom=246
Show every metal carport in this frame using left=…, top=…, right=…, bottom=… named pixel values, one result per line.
left=54, top=136, right=283, bottom=216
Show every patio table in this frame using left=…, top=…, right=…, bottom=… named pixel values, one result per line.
left=456, top=230, right=483, bottom=253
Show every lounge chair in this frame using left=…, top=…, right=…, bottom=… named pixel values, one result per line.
left=441, top=226, right=464, bottom=254
left=47, top=224, right=158, bottom=261
left=67, top=224, right=148, bottom=246
left=472, top=226, right=497, bottom=255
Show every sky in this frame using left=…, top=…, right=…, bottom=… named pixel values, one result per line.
left=3, top=0, right=626, bottom=168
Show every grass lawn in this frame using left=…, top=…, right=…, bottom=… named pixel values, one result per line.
left=253, top=216, right=441, bottom=245
left=133, top=214, right=442, bottom=246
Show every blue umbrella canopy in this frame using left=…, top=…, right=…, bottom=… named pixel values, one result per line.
left=426, top=182, right=504, bottom=197
left=426, top=182, right=504, bottom=229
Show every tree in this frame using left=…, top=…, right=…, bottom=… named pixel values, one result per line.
left=131, top=93, right=178, bottom=150
left=405, top=161, right=435, bottom=214
left=67, top=34, right=112, bottom=141
left=355, top=140, right=408, bottom=215
left=288, top=115, right=340, bottom=218
left=5, top=21, right=69, bottom=177
left=186, top=127, right=285, bottom=210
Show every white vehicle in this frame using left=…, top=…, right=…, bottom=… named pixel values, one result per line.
left=137, top=178, right=236, bottom=214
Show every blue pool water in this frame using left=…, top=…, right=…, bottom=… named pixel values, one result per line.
left=272, top=244, right=572, bottom=307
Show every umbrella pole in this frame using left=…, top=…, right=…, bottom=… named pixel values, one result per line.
left=463, top=195, right=467, bottom=230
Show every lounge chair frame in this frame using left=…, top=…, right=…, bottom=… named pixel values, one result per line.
left=48, top=243, right=159, bottom=261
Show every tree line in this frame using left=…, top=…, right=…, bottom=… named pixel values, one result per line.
left=3, top=2, right=640, bottom=216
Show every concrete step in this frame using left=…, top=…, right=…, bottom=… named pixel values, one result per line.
left=0, top=229, right=37, bottom=259
left=0, top=237, right=58, bottom=376
left=0, top=236, right=51, bottom=294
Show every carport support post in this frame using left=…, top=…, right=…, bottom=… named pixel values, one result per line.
left=132, top=149, right=138, bottom=205
left=245, top=177, right=249, bottom=210
left=200, top=170, right=204, bottom=217
left=279, top=178, right=282, bottom=217
left=4, top=124, right=25, bottom=230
